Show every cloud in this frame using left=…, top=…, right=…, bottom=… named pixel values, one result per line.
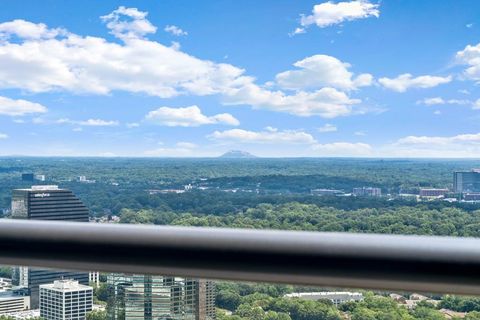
left=417, top=97, right=470, bottom=106
left=386, top=132, right=480, bottom=157
left=275, top=54, right=373, bottom=90
left=208, top=128, right=317, bottom=144
left=474, top=99, right=480, bottom=110
left=126, top=122, right=140, bottom=128
left=378, top=74, right=452, bottom=92
left=164, top=25, right=188, bottom=36
left=56, top=118, right=119, bottom=126
left=0, top=133, right=8, bottom=139
left=318, top=123, right=337, bottom=133
left=0, top=96, right=48, bottom=116
left=145, top=105, right=239, bottom=127
left=0, top=7, right=365, bottom=119
left=0, top=19, right=66, bottom=40
left=312, top=142, right=372, bottom=156
left=100, top=6, right=157, bottom=40
left=298, top=0, right=380, bottom=32
left=223, top=85, right=361, bottom=118
left=144, top=141, right=197, bottom=156
left=456, top=42, right=480, bottom=81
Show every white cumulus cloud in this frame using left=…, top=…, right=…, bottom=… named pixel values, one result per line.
left=164, top=25, right=188, bottom=36
left=145, top=105, right=239, bottom=127
left=56, top=118, right=119, bottom=126
left=276, top=54, right=373, bottom=90
left=379, top=74, right=452, bottom=92
left=386, top=132, right=480, bottom=157
left=0, top=133, right=8, bottom=139
left=208, top=128, right=317, bottom=144
left=298, top=0, right=380, bottom=31
left=318, top=123, right=337, bottom=133
left=456, top=42, right=480, bottom=81
left=0, top=96, right=47, bottom=116
left=101, top=6, right=157, bottom=40
left=0, top=7, right=366, bottom=119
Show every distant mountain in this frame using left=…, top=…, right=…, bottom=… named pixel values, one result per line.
left=219, top=150, right=257, bottom=159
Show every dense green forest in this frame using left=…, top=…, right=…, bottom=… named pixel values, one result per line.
left=1, top=157, right=480, bottom=215
left=3, top=157, right=480, bottom=319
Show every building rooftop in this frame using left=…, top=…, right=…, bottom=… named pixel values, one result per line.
left=16, top=185, right=61, bottom=191
left=284, top=291, right=363, bottom=298
left=40, top=279, right=92, bottom=292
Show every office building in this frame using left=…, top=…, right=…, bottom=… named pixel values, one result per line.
left=453, top=170, right=480, bottom=193
left=464, top=193, right=480, bottom=202
left=34, top=175, right=46, bottom=182
left=419, top=188, right=449, bottom=197
left=0, top=290, right=30, bottom=314
left=11, top=186, right=90, bottom=308
left=353, top=187, right=382, bottom=197
left=39, top=280, right=93, bottom=320
left=311, top=189, right=344, bottom=196
left=107, top=274, right=215, bottom=320
left=89, top=272, right=100, bottom=286
left=21, top=174, right=34, bottom=182
left=284, top=291, right=363, bottom=307
left=12, top=185, right=89, bottom=221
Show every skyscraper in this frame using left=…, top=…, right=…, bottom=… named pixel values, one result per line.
left=453, top=170, right=480, bottom=193
left=11, top=185, right=89, bottom=221
left=11, top=185, right=90, bottom=308
left=107, top=274, right=215, bottom=320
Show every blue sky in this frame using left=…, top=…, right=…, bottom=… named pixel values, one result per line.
left=0, top=0, right=479, bottom=157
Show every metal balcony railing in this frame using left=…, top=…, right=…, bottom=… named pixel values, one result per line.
left=0, top=219, right=479, bottom=295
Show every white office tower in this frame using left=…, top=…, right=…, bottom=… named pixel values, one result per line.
left=89, top=272, right=100, bottom=286
left=39, top=280, right=93, bottom=320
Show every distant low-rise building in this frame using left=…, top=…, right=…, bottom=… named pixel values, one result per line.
left=353, top=187, right=382, bottom=197
left=0, top=290, right=30, bottom=315
left=4, top=309, right=39, bottom=320
left=284, top=292, right=363, bottom=306
left=463, top=193, right=480, bottom=202
left=311, top=189, right=344, bottom=196
left=419, top=188, right=449, bottom=197
left=34, top=175, right=45, bottom=182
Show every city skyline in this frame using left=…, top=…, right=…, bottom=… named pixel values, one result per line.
left=0, top=1, right=480, bottom=157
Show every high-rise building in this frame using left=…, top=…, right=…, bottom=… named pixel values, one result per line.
left=11, top=185, right=89, bottom=221
left=107, top=274, right=215, bottom=320
left=453, top=170, right=480, bottom=193
left=39, top=280, right=93, bottom=320
left=11, top=185, right=90, bottom=308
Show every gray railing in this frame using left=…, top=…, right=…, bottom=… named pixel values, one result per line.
left=0, top=219, right=479, bottom=294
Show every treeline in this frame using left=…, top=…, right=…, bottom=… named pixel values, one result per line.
left=119, top=202, right=480, bottom=237
left=215, top=282, right=480, bottom=320
left=1, top=157, right=479, bottom=213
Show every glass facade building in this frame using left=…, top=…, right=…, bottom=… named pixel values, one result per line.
left=11, top=185, right=90, bottom=308
left=107, top=274, right=215, bottom=320
left=453, top=170, right=480, bottom=193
